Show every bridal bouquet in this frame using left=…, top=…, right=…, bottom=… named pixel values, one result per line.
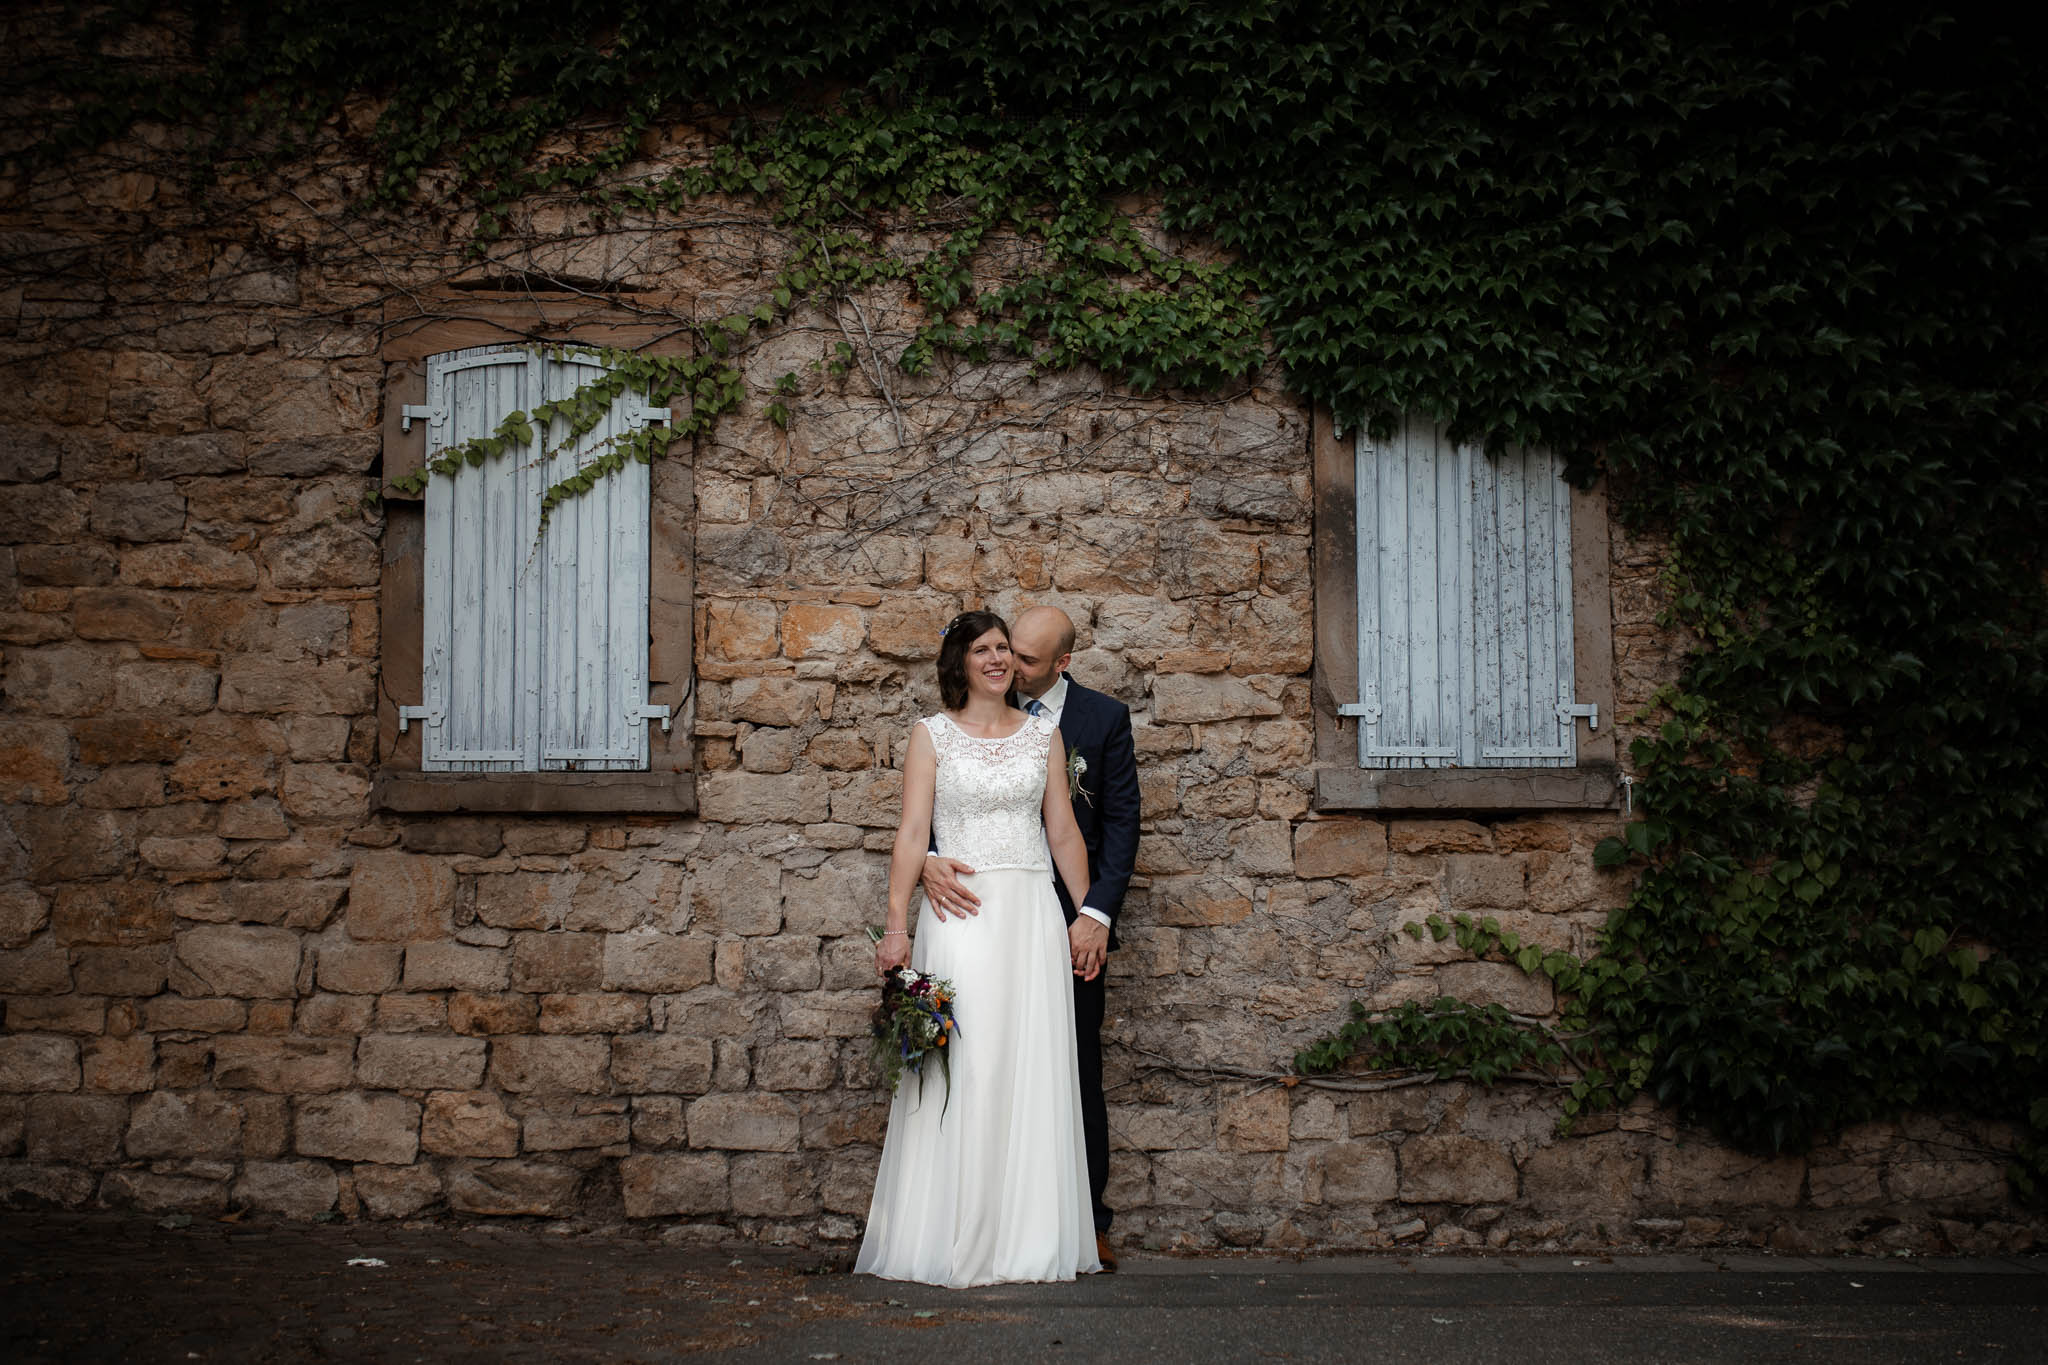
left=866, top=929, right=960, bottom=1111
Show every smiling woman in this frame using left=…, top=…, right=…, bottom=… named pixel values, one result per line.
left=933, top=610, right=1016, bottom=713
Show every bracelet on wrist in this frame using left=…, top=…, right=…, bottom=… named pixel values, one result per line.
left=879, top=929, right=909, bottom=939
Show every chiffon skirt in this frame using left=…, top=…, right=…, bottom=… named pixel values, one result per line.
left=854, top=867, right=1101, bottom=1286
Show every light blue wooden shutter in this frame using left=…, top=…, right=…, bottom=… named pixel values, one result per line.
left=417, top=344, right=661, bottom=772
left=421, top=346, right=542, bottom=770
left=1349, top=420, right=1582, bottom=768
left=537, top=351, right=654, bottom=770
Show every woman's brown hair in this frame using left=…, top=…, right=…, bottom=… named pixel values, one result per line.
left=935, top=610, right=1012, bottom=711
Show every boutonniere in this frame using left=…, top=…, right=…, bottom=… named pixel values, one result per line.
left=1067, top=750, right=1093, bottom=806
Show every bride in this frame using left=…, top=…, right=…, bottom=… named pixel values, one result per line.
left=854, top=610, right=1102, bottom=1286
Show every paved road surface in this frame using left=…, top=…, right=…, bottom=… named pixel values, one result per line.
left=4, top=1214, right=2041, bottom=1363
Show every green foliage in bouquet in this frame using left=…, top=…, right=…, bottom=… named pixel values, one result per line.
left=867, top=935, right=960, bottom=1114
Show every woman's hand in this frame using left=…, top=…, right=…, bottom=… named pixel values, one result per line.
left=874, top=930, right=912, bottom=975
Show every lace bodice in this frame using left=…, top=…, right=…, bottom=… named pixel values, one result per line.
left=923, top=712, right=1054, bottom=872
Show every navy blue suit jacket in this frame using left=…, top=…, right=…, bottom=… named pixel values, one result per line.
left=1049, top=675, right=1140, bottom=951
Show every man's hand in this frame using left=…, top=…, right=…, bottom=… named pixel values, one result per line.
left=920, top=855, right=981, bottom=920
left=1069, top=916, right=1109, bottom=981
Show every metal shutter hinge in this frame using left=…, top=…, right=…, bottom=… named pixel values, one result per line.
left=398, top=706, right=442, bottom=733
left=630, top=405, right=671, bottom=428
left=1557, top=700, right=1599, bottom=730
left=628, top=703, right=672, bottom=733
left=400, top=405, right=446, bottom=433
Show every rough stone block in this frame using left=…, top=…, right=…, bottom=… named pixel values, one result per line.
left=0, top=1036, right=80, bottom=1092
left=698, top=771, right=831, bottom=824
left=1294, top=820, right=1390, bottom=879
left=746, top=936, right=821, bottom=991
left=611, top=1035, right=714, bottom=1094
left=704, top=599, right=778, bottom=659
left=444, top=1160, right=582, bottom=1216
left=24, top=1094, right=126, bottom=1164
left=169, top=925, right=300, bottom=998
left=1646, top=1143, right=1805, bottom=1209
left=1446, top=854, right=1529, bottom=909
left=1399, top=1135, right=1519, bottom=1204
left=0, top=1161, right=97, bottom=1209
left=81, top=1035, right=153, bottom=1093
left=399, top=818, right=503, bottom=857
left=235, top=1160, right=339, bottom=1219
left=1152, top=674, right=1283, bottom=723
left=1885, top=1158, right=2008, bottom=1206
left=685, top=1093, right=800, bottom=1152
left=354, top=1163, right=443, bottom=1219
left=1522, top=1133, right=1643, bottom=1212
left=782, top=603, right=864, bottom=657
left=217, top=658, right=373, bottom=714
left=346, top=852, right=455, bottom=942
left=621, top=1152, right=729, bottom=1217
left=446, top=991, right=537, bottom=1036
left=1218, top=1087, right=1292, bottom=1153
left=402, top=941, right=510, bottom=993
left=1320, top=1139, right=1400, bottom=1205
left=144, top=996, right=246, bottom=1032
left=602, top=930, right=712, bottom=992
left=631, top=1096, right=688, bottom=1150
left=778, top=990, right=873, bottom=1040
left=1149, top=876, right=1253, bottom=927
left=828, top=770, right=903, bottom=828
left=296, top=1092, right=420, bottom=1164
left=753, top=1041, right=837, bottom=1092
left=523, top=1112, right=629, bottom=1151
left=421, top=1090, right=520, bottom=1157
left=538, top=993, right=647, bottom=1035
left=211, top=1038, right=354, bottom=1093
left=487, top=1036, right=610, bottom=1094
left=727, top=677, right=825, bottom=726
left=279, top=763, right=371, bottom=825
left=52, top=883, right=170, bottom=946
left=126, top=1090, right=242, bottom=1158
left=6, top=995, right=105, bottom=1034
left=510, top=932, right=603, bottom=992
left=356, top=1035, right=488, bottom=1091
left=692, top=856, right=784, bottom=935
left=1390, top=820, right=1492, bottom=855
left=98, top=1170, right=228, bottom=1215
left=0, top=720, right=71, bottom=807
left=1433, top=961, right=1554, bottom=1015
left=0, top=937, right=74, bottom=995
left=264, top=523, right=378, bottom=588
left=315, top=941, right=403, bottom=994
left=296, top=993, right=375, bottom=1037
left=730, top=1152, right=820, bottom=1216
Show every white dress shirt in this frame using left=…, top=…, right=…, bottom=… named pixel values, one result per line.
left=1023, top=677, right=1112, bottom=930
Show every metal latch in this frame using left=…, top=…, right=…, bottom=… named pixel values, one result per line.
left=400, top=404, right=446, bottom=433
left=629, top=405, right=671, bottom=428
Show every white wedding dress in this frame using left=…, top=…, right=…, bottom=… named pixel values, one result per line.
left=855, top=712, right=1101, bottom=1286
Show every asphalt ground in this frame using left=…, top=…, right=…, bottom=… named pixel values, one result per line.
left=3, top=1214, right=2042, bottom=1364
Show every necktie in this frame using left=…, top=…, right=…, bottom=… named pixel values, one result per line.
left=1026, top=699, right=1047, bottom=717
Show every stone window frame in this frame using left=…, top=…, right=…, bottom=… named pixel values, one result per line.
left=1310, top=408, right=1621, bottom=812
left=372, top=295, right=696, bottom=814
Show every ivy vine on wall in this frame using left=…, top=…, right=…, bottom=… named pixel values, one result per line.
left=18, top=1, right=2047, bottom=1190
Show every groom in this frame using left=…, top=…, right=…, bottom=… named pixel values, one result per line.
left=922, top=605, right=1139, bottom=1270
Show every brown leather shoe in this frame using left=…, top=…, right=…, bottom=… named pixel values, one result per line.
left=1095, top=1233, right=1118, bottom=1273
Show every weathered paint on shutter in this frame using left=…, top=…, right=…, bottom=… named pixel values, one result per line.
left=1471, top=445, right=1577, bottom=765
left=1353, top=421, right=1577, bottom=769
left=1355, top=420, right=1468, bottom=767
left=421, top=346, right=541, bottom=771
left=537, top=353, right=651, bottom=770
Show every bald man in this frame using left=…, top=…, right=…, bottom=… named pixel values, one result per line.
left=922, top=605, right=1140, bottom=1269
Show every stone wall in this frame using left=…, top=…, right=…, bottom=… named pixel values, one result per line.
left=0, top=105, right=2035, bottom=1254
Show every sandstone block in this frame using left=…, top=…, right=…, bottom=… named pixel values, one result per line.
left=1399, top=1135, right=1519, bottom=1204
left=0, top=1161, right=97, bottom=1209
left=523, top=1112, right=630, bottom=1151
left=868, top=596, right=953, bottom=661
left=1233, top=820, right=1297, bottom=878
left=218, top=659, right=374, bottom=715
left=316, top=941, right=402, bottom=994
left=264, top=523, right=379, bottom=588
left=0, top=937, right=73, bottom=994
left=296, top=1092, right=420, bottom=1165
left=1151, top=1150, right=1287, bottom=1207
left=167, top=754, right=272, bottom=803
left=752, top=1041, right=837, bottom=1092
left=0, top=721, right=68, bottom=806
left=0, top=429, right=62, bottom=482
left=1446, top=854, right=1529, bottom=909
left=142, top=432, right=243, bottom=478
left=447, top=991, right=537, bottom=1036
left=538, top=992, right=647, bottom=1035
left=170, top=925, right=300, bottom=998
left=602, top=930, right=712, bottom=992
left=1152, top=674, right=1283, bottom=723
left=235, top=1160, right=339, bottom=1219
left=1390, top=820, right=1492, bottom=855
left=280, top=763, right=371, bottom=825
left=5, top=486, right=87, bottom=543
left=730, top=1152, right=820, bottom=1216
left=297, top=993, right=375, bottom=1036
left=120, top=541, right=258, bottom=590
left=727, top=676, right=825, bottom=726
left=686, top=1093, right=800, bottom=1152
left=0, top=1036, right=79, bottom=1092
left=632, top=1096, right=689, bottom=1150
left=1218, top=1087, right=1292, bottom=1152
left=704, top=598, right=778, bottom=659
left=5, top=648, right=118, bottom=717
left=444, top=1160, right=582, bottom=1216
left=346, top=852, right=455, bottom=942
left=1885, top=1158, right=2008, bottom=1206
left=399, top=818, right=503, bottom=857
left=1112, top=1106, right=1214, bottom=1151
left=6, top=996, right=105, bottom=1034
left=90, top=483, right=185, bottom=543
left=1149, top=876, right=1253, bottom=927
left=778, top=990, right=873, bottom=1039
left=1182, top=776, right=1258, bottom=819
left=621, top=1152, right=729, bottom=1217
left=511, top=932, right=604, bottom=991
left=1294, top=820, right=1390, bottom=879
left=1321, top=1139, right=1401, bottom=1204
left=247, top=435, right=378, bottom=477
left=144, top=996, right=246, bottom=1032
left=805, top=731, right=870, bottom=770
left=1434, top=961, right=1554, bottom=1015
left=611, top=1035, right=714, bottom=1094
left=53, top=883, right=170, bottom=946
left=782, top=603, right=864, bottom=657
left=82, top=1035, right=154, bottom=1093
left=739, top=727, right=799, bottom=773
left=402, top=941, right=510, bottom=993
left=356, top=1035, right=488, bottom=1091
left=828, top=770, right=903, bottom=828
left=126, top=1091, right=242, bottom=1159
left=212, top=1038, right=354, bottom=1093
left=354, top=1163, right=443, bottom=1219
left=24, top=1094, right=127, bottom=1164
left=15, top=543, right=115, bottom=587
left=488, top=1036, right=610, bottom=1094
left=421, top=1090, right=520, bottom=1157
left=1646, top=1143, right=1804, bottom=1209
left=1522, top=1133, right=1642, bottom=1212
left=698, top=771, right=830, bottom=824
left=747, top=936, right=821, bottom=991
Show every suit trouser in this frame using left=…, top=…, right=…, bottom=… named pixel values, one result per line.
left=1073, top=965, right=1111, bottom=1232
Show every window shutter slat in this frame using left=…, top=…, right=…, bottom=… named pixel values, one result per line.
left=1475, top=446, right=1577, bottom=765
left=422, top=347, right=539, bottom=770
left=1356, top=421, right=1465, bottom=768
